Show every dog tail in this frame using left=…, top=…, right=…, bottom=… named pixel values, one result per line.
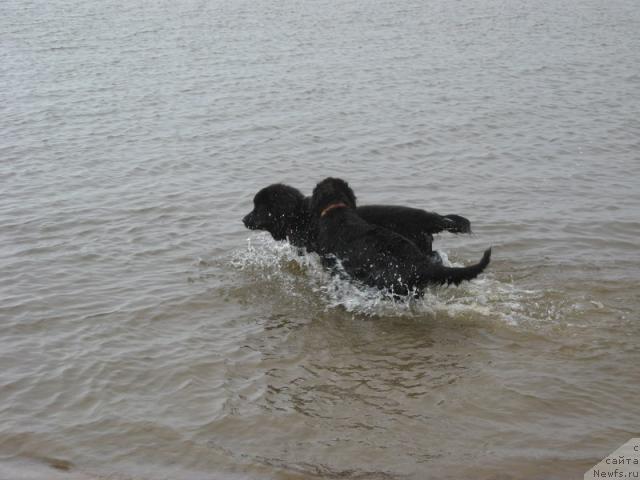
left=420, top=248, right=491, bottom=286
left=442, top=214, right=472, bottom=234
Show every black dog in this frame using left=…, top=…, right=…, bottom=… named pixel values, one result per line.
left=310, top=178, right=491, bottom=295
left=242, top=183, right=471, bottom=258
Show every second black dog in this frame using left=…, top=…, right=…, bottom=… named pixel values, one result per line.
left=310, top=177, right=491, bottom=295
left=242, top=183, right=471, bottom=259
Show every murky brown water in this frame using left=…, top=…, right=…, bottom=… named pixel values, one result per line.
left=2, top=0, right=639, bottom=478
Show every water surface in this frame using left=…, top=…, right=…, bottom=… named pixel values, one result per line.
left=1, top=0, right=639, bottom=478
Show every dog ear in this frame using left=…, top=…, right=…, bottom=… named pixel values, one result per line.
left=341, top=180, right=357, bottom=208
left=310, top=181, right=330, bottom=215
left=329, top=178, right=357, bottom=208
left=309, top=190, right=322, bottom=216
left=270, top=184, right=303, bottom=206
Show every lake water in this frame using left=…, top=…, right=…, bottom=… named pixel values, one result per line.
left=1, top=0, right=639, bottom=478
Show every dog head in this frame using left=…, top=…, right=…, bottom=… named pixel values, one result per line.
left=243, top=184, right=308, bottom=241
left=310, top=177, right=357, bottom=217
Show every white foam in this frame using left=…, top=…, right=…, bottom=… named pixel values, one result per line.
left=230, top=234, right=547, bottom=324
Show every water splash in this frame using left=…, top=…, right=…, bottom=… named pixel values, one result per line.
left=231, top=234, right=554, bottom=325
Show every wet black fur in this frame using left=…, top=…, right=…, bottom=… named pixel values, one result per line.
left=242, top=184, right=311, bottom=246
left=310, top=177, right=491, bottom=295
left=242, top=183, right=471, bottom=258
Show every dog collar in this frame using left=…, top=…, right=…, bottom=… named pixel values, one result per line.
left=320, top=202, right=348, bottom=217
